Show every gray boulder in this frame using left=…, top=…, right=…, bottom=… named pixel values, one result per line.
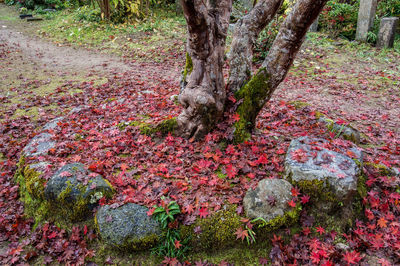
left=244, top=179, right=295, bottom=222
left=318, top=117, right=360, bottom=144
left=285, top=136, right=362, bottom=203
left=44, top=163, right=113, bottom=219
left=96, top=203, right=161, bottom=250
left=27, top=161, right=51, bottom=172
left=43, top=117, right=64, bottom=131
left=23, top=133, right=55, bottom=157
left=69, top=106, right=86, bottom=114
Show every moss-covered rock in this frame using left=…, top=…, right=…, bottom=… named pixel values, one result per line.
left=318, top=117, right=361, bottom=144
left=285, top=136, right=366, bottom=233
left=285, top=136, right=362, bottom=204
left=44, top=163, right=114, bottom=221
left=96, top=203, right=161, bottom=250
left=244, top=179, right=295, bottom=222
left=15, top=158, right=51, bottom=228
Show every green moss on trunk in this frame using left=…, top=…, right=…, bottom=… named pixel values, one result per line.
left=183, top=52, right=193, bottom=82
left=233, top=68, right=270, bottom=143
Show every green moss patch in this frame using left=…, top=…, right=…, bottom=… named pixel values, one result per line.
left=181, top=205, right=242, bottom=251
left=119, top=118, right=177, bottom=136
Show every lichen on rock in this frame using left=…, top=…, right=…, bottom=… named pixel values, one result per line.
left=23, top=133, right=55, bottom=157
left=44, top=163, right=114, bottom=221
left=244, top=179, right=294, bottom=222
left=96, top=203, right=161, bottom=250
left=285, top=136, right=363, bottom=204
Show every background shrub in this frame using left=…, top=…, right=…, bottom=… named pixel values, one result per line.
left=319, top=1, right=359, bottom=39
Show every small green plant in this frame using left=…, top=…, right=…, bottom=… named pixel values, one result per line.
left=366, top=31, right=377, bottom=44
left=377, top=0, right=400, bottom=17
left=235, top=217, right=267, bottom=245
left=151, top=199, right=190, bottom=260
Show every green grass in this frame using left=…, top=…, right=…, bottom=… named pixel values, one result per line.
left=37, top=6, right=187, bottom=60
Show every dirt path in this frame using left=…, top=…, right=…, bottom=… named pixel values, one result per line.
left=0, top=26, right=133, bottom=73
left=0, top=4, right=182, bottom=122
left=0, top=14, right=132, bottom=76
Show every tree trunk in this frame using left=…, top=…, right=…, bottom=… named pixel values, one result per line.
left=177, top=0, right=232, bottom=139
left=176, top=0, right=327, bottom=142
left=176, top=0, right=183, bottom=14
left=233, top=0, right=328, bottom=142
left=228, top=0, right=284, bottom=93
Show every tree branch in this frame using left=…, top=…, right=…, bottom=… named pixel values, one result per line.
left=228, top=0, right=284, bottom=93
left=263, top=0, right=328, bottom=90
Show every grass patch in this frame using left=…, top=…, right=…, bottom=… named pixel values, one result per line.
left=37, top=6, right=187, bottom=60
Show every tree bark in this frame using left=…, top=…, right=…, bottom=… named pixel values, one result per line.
left=233, top=0, right=328, bottom=142
left=177, top=0, right=232, bottom=139
left=228, top=0, right=284, bottom=93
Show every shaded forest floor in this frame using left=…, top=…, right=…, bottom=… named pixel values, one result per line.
left=1, top=3, right=400, bottom=265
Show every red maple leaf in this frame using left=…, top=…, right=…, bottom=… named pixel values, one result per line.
left=60, top=171, right=72, bottom=177
left=288, top=200, right=296, bottom=208
left=184, top=204, right=194, bottom=214
left=226, top=164, right=237, bottom=179
left=316, top=226, right=325, bottom=235
left=256, top=154, right=268, bottom=164
left=232, top=113, right=240, bottom=122
left=198, top=207, right=209, bottom=218
left=301, top=195, right=310, bottom=204
left=377, top=217, right=387, bottom=228
left=120, top=163, right=128, bottom=171
left=174, top=240, right=182, bottom=249
left=343, top=250, right=362, bottom=264
left=234, top=227, right=248, bottom=241
left=291, top=186, right=300, bottom=197
left=302, top=227, right=311, bottom=236
left=291, top=148, right=308, bottom=163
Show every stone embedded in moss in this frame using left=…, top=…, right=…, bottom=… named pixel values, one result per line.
left=285, top=136, right=363, bottom=204
left=96, top=203, right=161, bottom=250
left=318, top=116, right=361, bottom=144
left=44, top=163, right=114, bottom=221
left=244, top=179, right=294, bottom=222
